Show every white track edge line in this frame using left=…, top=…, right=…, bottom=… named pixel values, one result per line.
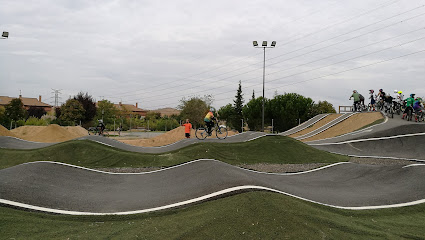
left=18, top=160, right=350, bottom=175
left=310, top=132, right=425, bottom=145
left=1, top=185, right=425, bottom=215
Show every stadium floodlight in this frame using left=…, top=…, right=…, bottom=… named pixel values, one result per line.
left=252, top=40, right=277, bottom=132
left=1, top=32, right=8, bottom=39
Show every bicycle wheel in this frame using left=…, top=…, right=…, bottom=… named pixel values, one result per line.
left=216, top=126, right=228, bottom=139
left=195, top=128, right=208, bottom=140
left=102, top=131, right=109, bottom=137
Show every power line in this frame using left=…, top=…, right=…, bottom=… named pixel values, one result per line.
left=104, top=0, right=402, bottom=100
left=142, top=34, right=425, bottom=109
left=125, top=10, right=425, bottom=106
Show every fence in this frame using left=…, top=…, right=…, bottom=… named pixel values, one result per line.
left=338, top=106, right=353, bottom=113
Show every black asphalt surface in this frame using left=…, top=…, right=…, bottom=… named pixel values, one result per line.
left=1, top=160, right=424, bottom=213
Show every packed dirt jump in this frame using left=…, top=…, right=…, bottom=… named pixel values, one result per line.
left=9, top=124, right=88, bottom=143
left=289, top=112, right=383, bottom=142
left=117, top=126, right=238, bottom=147
left=0, top=125, right=17, bottom=138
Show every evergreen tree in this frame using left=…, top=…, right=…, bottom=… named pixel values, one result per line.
left=252, top=90, right=255, bottom=100
left=4, top=98, right=27, bottom=122
left=232, top=81, right=244, bottom=132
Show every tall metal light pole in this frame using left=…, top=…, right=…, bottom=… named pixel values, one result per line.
left=253, top=40, right=276, bottom=132
left=1, top=32, right=9, bottom=39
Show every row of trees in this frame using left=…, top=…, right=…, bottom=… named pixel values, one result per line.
left=178, top=82, right=336, bottom=132
left=0, top=92, right=180, bottom=131
left=1, top=84, right=336, bottom=133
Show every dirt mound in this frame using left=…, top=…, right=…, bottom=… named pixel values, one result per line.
left=11, top=124, right=88, bottom=143
left=289, top=114, right=341, bottom=138
left=118, top=126, right=238, bottom=147
left=11, top=126, right=45, bottom=137
left=302, top=112, right=384, bottom=142
left=0, top=125, right=17, bottom=137
left=65, top=126, right=88, bottom=138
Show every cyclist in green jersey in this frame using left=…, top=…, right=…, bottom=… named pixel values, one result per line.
left=402, top=94, right=415, bottom=119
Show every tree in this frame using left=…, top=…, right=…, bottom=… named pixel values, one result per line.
left=268, top=93, right=315, bottom=132
left=96, top=100, right=118, bottom=124
left=312, top=101, right=336, bottom=114
left=243, top=97, right=266, bottom=131
left=179, top=96, right=209, bottom=127
left=218, top=104, right=235, bottom=129
left=60, top=99, right=85, bottom=125
left=252, top=90, right=255, bottom=100
left=231, top=80, right=244, bottom=132
left=74, top=92, right=97, bottom=124
left=4, top=98, right=27, bottom=123
left=27, top=106, right=47, bottom=119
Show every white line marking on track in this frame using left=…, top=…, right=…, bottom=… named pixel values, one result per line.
left=310, top=132, right=425, bottom=146
left=1, top=185, right=425, bottom=215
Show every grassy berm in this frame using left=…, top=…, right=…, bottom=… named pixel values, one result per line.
left=2, top=136, right=423, bottom=238
left=0, top=135, right=348, bottom=169
left=1, top=192, right=425, bottom=239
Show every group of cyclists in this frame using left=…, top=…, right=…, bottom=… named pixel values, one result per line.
left=350, top=89, right=424, bottom=122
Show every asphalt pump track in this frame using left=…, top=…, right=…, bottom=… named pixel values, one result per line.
left=1, top=113, right=425, bottom=215
left=1, top=160, right=425, bottom=215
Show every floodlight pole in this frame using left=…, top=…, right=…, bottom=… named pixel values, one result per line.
left=253, top=41, right=276, bottom=132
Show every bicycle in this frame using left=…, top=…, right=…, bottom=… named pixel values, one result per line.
left=406, top=107, right=413, bottom=121
left=88, top=127, right=110, bottom=137
left=195, top=119, right=228, bottom=140
left=415, top=109, right=424, bottom=122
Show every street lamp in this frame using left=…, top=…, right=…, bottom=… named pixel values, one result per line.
left=253, top=40, right=276, bottom=132
left=1, top=31, right=9, bottom=39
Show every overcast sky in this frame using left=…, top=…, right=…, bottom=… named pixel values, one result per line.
left=1, top=0, right=424, bottom=111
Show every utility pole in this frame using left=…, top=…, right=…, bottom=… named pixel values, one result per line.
left=51, top=89, right=62, bottom=107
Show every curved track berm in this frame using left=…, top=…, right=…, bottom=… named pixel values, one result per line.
left=1, top=160, right=425, bottom=215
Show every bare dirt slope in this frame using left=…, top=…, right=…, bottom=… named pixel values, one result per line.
left=301, top=112, right=383, bottom=142
left=10, top=125, right=88, bottom=143
left=118, top=126, right=238, bottom=147
left=0, top=125, right=17, bottom=137
left=289, top=114, right=341, bottom=138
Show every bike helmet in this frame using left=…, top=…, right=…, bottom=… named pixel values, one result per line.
left=98, top=119, right=103, bottom=123
left=379, top=89, right=383, bottom=92
left=398, top=91, right=403, bottom=94
left=209, top=107, right=215, bottom=112
left=410, top=94, right=415, bottom=98
left=369, top=89, right=374, bottom=93
left=394, top=90, right=398, bottom=93
left=353, top=90, right=357, bottom=93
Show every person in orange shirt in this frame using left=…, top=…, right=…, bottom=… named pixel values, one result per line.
left=182, top=119, right=192, bottom=138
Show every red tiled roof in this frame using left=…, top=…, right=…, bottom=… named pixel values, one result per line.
left=113, top=103, right=147, bottom=112
left=0, top=96, right=51, bottom=107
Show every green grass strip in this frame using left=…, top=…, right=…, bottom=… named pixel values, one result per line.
left=0, top=136, right=348, bottom=169
left=1, top=192, right=424, bottom=239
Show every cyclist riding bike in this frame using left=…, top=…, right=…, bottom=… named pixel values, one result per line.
left=402, top=94, right=415, bottom=119
left=204, top=107, right=216, bottom=135
left=369, top=89, right=376, bottom=111
left=349, top=90, right=360, bottom=111
left=97, top=119, right=106, bottom=135
left=413, top=97, right=424, bottom=122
